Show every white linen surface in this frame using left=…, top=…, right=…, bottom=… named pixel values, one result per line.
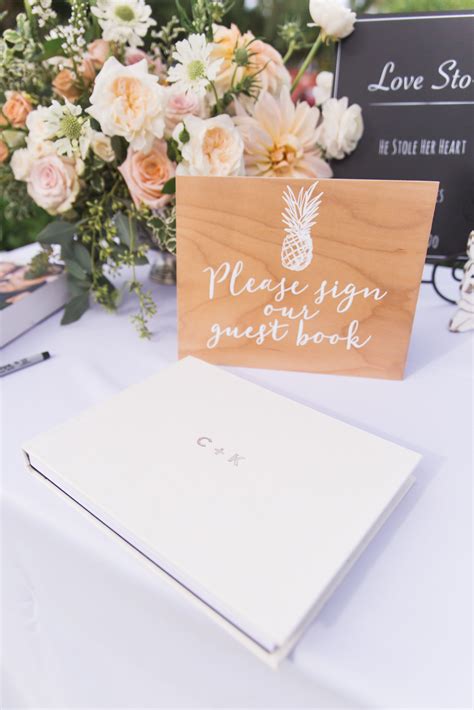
left=1, top=247, right=472, bottom=709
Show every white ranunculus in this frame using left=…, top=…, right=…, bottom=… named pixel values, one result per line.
left=316, top=97, right=363, bottom=160
left=26, top=105, right=56, bottom=144
left=86, top=57, right=166, bottom=153
left=313, top=71, right=333, bottom=106
left=174, top=114, right=244, bottom=177
left=308, top=0, right=356, bottom=40
left=10, top=147, right=33, bottom=181
left=90, top=130, right=116, bottom=162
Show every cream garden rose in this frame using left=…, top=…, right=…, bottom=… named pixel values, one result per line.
left=308, top=0, right=356, bottom=41
left=316, top=96, right=363, bottom=159
left=87, top=56, right=165, bottom=153
left=26, top=152, right=81, bottom=215
left=118, top=138, right=174, bottom=209
left=174, top=114, right=244, bottom=177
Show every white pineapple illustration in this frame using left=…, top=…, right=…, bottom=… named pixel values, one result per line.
left=281, top=182, right=323, bottom=272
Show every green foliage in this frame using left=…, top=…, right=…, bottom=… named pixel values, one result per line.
left=151, top=15, right=182, bottom=62
left=25, top=245, right=53, bottom=277
left=175, top=0, right=235, bottom=39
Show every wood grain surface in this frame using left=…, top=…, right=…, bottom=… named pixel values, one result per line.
left=177, top=176, right=438, bottom=379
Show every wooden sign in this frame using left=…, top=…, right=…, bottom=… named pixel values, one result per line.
left=177, top=176, right=438, bottom=379
left=333, top=12, right=474, bottom=258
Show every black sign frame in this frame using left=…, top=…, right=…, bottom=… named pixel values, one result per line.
left=332, top=11, right=474, bottom=259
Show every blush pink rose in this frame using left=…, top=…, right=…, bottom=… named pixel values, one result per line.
left=118, top=139, right=174, bottom=210
left=86, top=39, right=110, bottom=69
left=164, top=89, right=201, bottom=136
left=124, top=48, right=164, bottom=76
left=27, top=154, right=80, bottom=214
left=124, top=47, right=150, bottom=66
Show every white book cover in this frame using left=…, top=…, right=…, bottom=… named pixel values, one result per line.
left=23, top=357, right=420, bottom=664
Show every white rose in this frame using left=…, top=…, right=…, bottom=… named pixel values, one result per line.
left=174, top=114, right=244, bottom=177
left=313, top=71, right=333, bottom=106
left=90, top=130, right=115, bottom=162
left=10, top=147, right=33, bottom=181
left=309, top=0, right=356, bottom=40
left=86, top=57, right=165, bottom=153
left=316, top=97, right=363, bottom=160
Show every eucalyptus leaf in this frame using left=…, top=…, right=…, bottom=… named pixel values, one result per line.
left=61, top=292, right=90, bottom=325
left=73, top=242, right=92, bottom=273
left=111, top=135, right=127, bottom=164
left=60, top=241, right=74, bottom=262
left=133, top=254, right=149, bottom=265
left=64, top=259, right=87, bottom=281
left=161, top=177, right=176, bottom=195
left=114, top=212, right=137, bottom=248
left=39, top=37, right=65, bottom=60
left=37, top=220, right=77, bottom=246
left=67, top=276, right=90, bottom=298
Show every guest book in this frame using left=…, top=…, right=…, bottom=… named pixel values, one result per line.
left=23, top=357, right=420, bottom=666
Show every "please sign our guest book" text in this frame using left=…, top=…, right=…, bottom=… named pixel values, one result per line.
left=177, top=176, right=438, bottom=380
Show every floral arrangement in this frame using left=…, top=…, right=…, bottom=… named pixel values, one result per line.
left=0, top=0, right=363, bottom=336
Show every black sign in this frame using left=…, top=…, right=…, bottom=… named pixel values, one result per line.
left=333, top=12, right=474, bottom=258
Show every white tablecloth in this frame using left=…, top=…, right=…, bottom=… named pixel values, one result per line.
left=1, top=250, right=472, bottom=709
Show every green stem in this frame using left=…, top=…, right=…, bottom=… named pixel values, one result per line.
left=291, top=33, right=323, bottom=93
left=282, top=42, right=295, bottom=65
left=208, top=79, right=222, bottom=114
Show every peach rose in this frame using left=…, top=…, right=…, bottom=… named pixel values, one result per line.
left=118, top=139, right=174, bottom=209
left=53, top=68, right=81, bottom=102
left=79, top=56, right=96, bottom=84
left=86, top=39, right=110, bottom=69
left=164, top=88, right=202, bottom=136
left=0, top=140, right=9, bottom=163
left=2, top=91, right=33, bottom=128
left=27, top=153, right=80, bottom=214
